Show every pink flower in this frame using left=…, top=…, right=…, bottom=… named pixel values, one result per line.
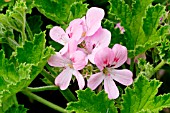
left=87, top=44, right=133, bottom=99
left=115, top=23, right=125, bottom=34
left=48, top=40, right=87, bottom=90
left=66, top=7, right=105, bottom=41
left=84, top=27, right=111, bottom=63
left=49, top=7, right=105, bottom=55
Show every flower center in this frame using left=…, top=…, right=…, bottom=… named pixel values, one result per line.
left=103, top=68, right=109, bottom=75
left=81, top=32, right=86, bottom=37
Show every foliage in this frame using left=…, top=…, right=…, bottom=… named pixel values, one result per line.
left=0, top=0, right=170, bottom=112
left=67, top=88, right=118, bottom=113
left=107, top=0, right=170, bottom=58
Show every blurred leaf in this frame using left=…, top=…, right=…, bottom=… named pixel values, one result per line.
left=5, top=105, right=28, bottom=113
left=137, top=58, right=155, bottom=78
left=34, top=0, right=88, bottom=28
left=0, top=0, right=27, bottom=33
left=67, top=88, right=118, bottom=113
left=0, top=0, right=14, bottom=11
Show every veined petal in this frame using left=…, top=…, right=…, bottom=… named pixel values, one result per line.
left=70, top=50, right=87, bottom=70
left=86, top=7, right=104, bottom=36
left=66, top=19, right=84, bottom=42
left=55, top=67, right=73, bottom=90
left=87, top=72, right=104, bottom=90
left=94, top=47, right=114, bottom=71
left=49, top=26, right=69, bottom=45
left=48, top=52, right=70, bottom=67
left=110, top=69, right=133, bottom=86
left=73, top=70, right=85, bottom=89
left=90, top=28, right=111, bottom=48
left=68, top=39, right=78, bottom=54
left=104, top=76, right=119, bottom=99
left=112, top=44, right=127, bottom=68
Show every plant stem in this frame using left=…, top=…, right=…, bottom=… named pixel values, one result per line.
left=21, top=90, right=67, bottom=113
left=154, top=60, right=166, bottom=73
left=148, top=60, right=166, bottom=79
left=60, top=89, right=77, bottom=102
left=6, top=37, right=19, bottom=50
left=41, top=69, right=77, bottom=102
left=130, top=57, right=135, bottom=73
left=27, top=85, right=59, bottom=92
left=41, top=69, right=55, bottom=83
left=26, top=22, right=33, bottom=40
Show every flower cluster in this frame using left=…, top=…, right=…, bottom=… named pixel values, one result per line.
left=48, top=7, right=133, bottom=99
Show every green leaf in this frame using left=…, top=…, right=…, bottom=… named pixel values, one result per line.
left=121, top=75, right=170, bottom=113
left=108, top=0, right=169, bottom=58
left=67, top=88, right=118, bottom=113
left=14, top=31, right=55, bottom=84
left=34, top=0, right=88, bottom=27
left=0, top=0, right=14, bottom=11
left=67, top=2, right=88, bottom=24
left=0, top=50, right=31, bottom=109
left=103, top=19, right=125, bottom=47
left=137, top=58, right=155, bottom=79
left=0, top=0, right=26, bottom=33
left=5, top=105, right=28, bottom=113
left=0, top=32, right=54, bottom=111
left=0, top=95, right=18, bottom=113
left=157, top=38, right=170, bottom=64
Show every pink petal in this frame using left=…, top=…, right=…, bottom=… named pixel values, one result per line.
left=49, top=26, right=69, bottom=45
left=87, top=72, right=105, bottom=90
left=87, top=28, right=111, bottom=63
left=59, top=43, right=69, bottom=55
left=48, top=52, right=70, bottom=67
left=104, top=76, right=119, bottom=99
left=66, top=19, right=84, bottom=42
left=55, top=67, right=73, bottom=90
left=73, top=70, right=85, bottom=89
left=68, top=39, right=78, bottom=54
left=112, top=44, right=127, bottom=68
left=70, top=50, right=87, bottom=70
left=85, top=27, right=111, bottom=56
left=110, top=69, right=133, bottom=86
left=86, top=7, right=104, bottom=36
left=94, top=47, right=114, bottom=71
left=126, top=58, right=131, bottom=65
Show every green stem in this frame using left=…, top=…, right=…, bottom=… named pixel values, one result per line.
left=26, top=22, right=33, bottom=40
left=154, top=60, right=166, bottom=73
left=60, top=89, right=77, bottom=102
left=21, top=12, right=27, bottom=45
left=41, top=69, right=55, bottom=83
left=27, top=85, right=59, bottom=92
left=22, top=90, right=67, bottom=113
left=41, top=69, right=77, bottom=102
left=148, top=60, right=166, bottom=79
left=6, top=37, right=19, bottom=50
left=130, top=57, right=135, bottom=73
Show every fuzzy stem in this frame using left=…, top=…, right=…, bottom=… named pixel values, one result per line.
left=41, top=69, right=55, bottom=83
left=26, top=22, right=33, bottom=40
left=41, top=69, right=77, bottom=102
left=148, top=60, right=166, bottom=79
left=27, top=85, right=59, bottom=92
left=21, top=90, right=67, bottom=113
left=60, top=89, right=77, bottom=102
left=154, top=60, right=166, bottom=73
